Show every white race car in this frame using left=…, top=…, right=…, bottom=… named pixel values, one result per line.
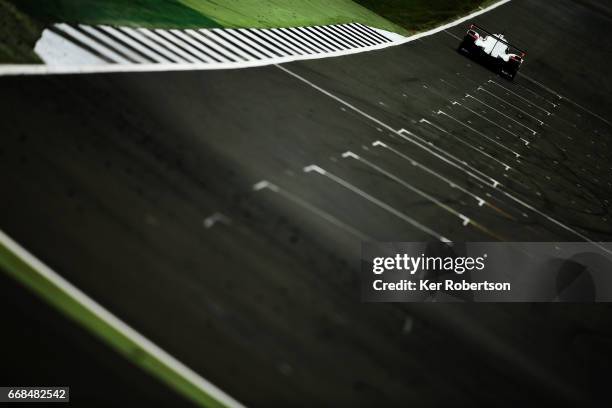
left=457, top=24, right=526, bottom=80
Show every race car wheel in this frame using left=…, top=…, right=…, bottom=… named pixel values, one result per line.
left=457, top=37, right=473, bottom=55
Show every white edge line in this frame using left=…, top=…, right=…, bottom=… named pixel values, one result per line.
left=395, top=0, right=511, bottom=43
left=0, top=228, right=245, bottom=408
left=0, top=0, right=511, bottom=76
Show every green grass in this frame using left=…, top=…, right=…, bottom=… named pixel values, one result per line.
left=8, top=0, right=221, bottom=29
left=0, top=235, right=230, bottom=408
left=178, top=0, right=407, bottom=34
left=354, top=0, right=492, bottom=32
left=1, top=0, right=496, bottom=63
left=0, top=0, right=42, bottom=63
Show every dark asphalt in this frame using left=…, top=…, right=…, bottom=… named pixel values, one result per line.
left=0, top=268, right=194, bottom=407
left=1, top=0, right=612, bottom=406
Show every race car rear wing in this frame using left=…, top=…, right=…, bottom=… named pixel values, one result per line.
left=467, top=23, right=527, bottom=58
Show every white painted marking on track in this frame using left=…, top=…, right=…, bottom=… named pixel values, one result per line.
left=278, top=65, right=612, bottom=254
left=486, top=79, right=552, bottom=115
left=520, top=73, right=612, bottom=127
left=371, top=140, right=488, bottom=207
left=420, top=118, right=513, bottom=170
left=253, top=180, right=371, bottom=240
left=454, top=99, right=530, bottom=145
left=303, top=165, right=450, bottom=242
left=341, top=151, right=473, bottom=226
left=0, top=228, right=246, bottom=408
left=397, top=127, right=502, bottom=188
left=466, top=93, right=538, bottom=135
left=437, top=110, right=522, bottom=158
left=477, top=86, right=545, bottom=126
left=514, top=82, right=559, bottom=108
left=203, top=212, right=232, bottom=228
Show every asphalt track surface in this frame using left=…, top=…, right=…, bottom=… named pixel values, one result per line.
left=1, top=0, right=612, bottom=406
left=0, top=269, right=194, bottom=407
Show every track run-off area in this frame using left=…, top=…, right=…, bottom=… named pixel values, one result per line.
left=1, top=0, right=612, bottom=407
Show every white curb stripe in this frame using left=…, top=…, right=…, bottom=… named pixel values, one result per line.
left=100, top=25, right=167, bottom=63
left=154, top=29, right=212, bottom=63
left=79, top=25, right=148, bottom=63
left=120, top=27, right=181, bottom=63
left=54, top=24, right=130, bottom=63
left=170, top=29, right=225, bottom=63
left=268, top=28, right=311, bottom=54
left=211, top=29, right=267, bottom=59
left=141, top=28, right=198, bottom=63
left=194, top=29, right=252, bottom=61
left=0, top=0, right=513, bottom=76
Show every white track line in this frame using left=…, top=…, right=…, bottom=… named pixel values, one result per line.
left=520, top=73, right=612, bottom=127
left=466, top=93, right=538, bottom=135
left=253, top=180, right=371, bottom=240
left=477, top=86, right=545, bottom=126
left=420, top=118, right=514, bottom=170
left=454, top=99, right=530, bottom=145
left=0, top=228, right=244, bottom=408
left=486, top=79, right=552, bottom=115
left=303, top=165, right=450, bottom=242
left=341, top=151, right=472, bottom=226
left=278, top=65, right=612, bottom=255
left=437, top=110, right=522, bottom=158
left=514, top=82, right=559, bottom=108
left=371, top=140, right=488, bottom=207
left=396, top=128, right=502, bottom=188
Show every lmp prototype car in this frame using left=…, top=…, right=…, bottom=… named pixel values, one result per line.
left=457, top=24, right=526, bottom=79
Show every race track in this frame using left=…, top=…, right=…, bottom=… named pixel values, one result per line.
left=1, top=0, right=612, bottom=406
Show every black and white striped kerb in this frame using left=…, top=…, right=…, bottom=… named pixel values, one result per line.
left=44, top=22, right=399, bottom=66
